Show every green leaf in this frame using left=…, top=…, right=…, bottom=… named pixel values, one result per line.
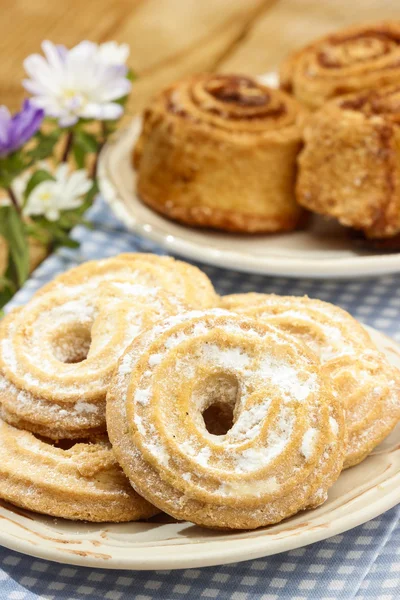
left=115, top=95, right=128, bottom=109
left=0, top=275, right=16, bottom=310
left=29, top=216, right=80, bottom=250
left=0, top=275, right=15, bottom=290
left=84, top=180, right=99, bottom=204
left=74, top=117, right=96, bottom=125
left=71, top=130, right=100, bottom=169
left=23, top=169, right=55, bottom=205
left=0, top=152, right=29, bottom=188
left=0, top=205, right=29, bottom=288
left=24, top=220, right=52, bottom=245
left=27, top=129, right=62, bottom=162
left=127, top=68, right=137, bottom=82
left=74, top=130, right=99, bottom=153
left=0, top=290, right=13, bottom=311
left=72, top=143, right=86, bottom=169
left=48, top=224, right=79, bottom=249
left=55, top=237, right=80, bottom=249
left=31, top=218, right=62, bottom=236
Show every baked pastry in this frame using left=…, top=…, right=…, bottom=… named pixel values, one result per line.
left=280, top=22, right=400, bottom=110
left=296, top=86, right=400, bottom=238
left=222, top=293, right=400, bottom=467
left=107, top=310, right=345, bottom=530
left=221, top=293, right=372, bottom=359
left=0, top=254, right=217, bottom=439
left=37, top=253, right=218, bottom=307
left=0, top=418, right=157, bottom=522
left=133, top=74, right=307, bottom=233
left=324, top=352, right=400, bottom=468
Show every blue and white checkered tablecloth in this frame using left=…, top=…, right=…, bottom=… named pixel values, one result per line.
left=1, top=198, right=400, bottom=600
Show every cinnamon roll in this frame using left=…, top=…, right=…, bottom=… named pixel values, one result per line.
left=222, top=293, right=400, bottom=468
left=0, top=254, right=217, bottom=439
left=296, top=86, right=400, bottom=238
left=107, top=310, right=344, bottom=530
left=280, top=22, right=400, bottom=110
left=134, top=74, right=307, bottom=233
left=0, top=419, right=157, bottom=522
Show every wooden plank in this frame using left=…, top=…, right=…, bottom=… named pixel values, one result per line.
left=3, top=0, right=399, bottom=113
left=0, top=0, right=273, bottom=115
left=218, top=0, right=400, bottom=75
left=115, top=0, right=275, bottom=116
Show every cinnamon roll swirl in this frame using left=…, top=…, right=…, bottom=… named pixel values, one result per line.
left=0, top=419, right=157, bottom=522
left=222, top=293, right=400, bottom=468
left=280, top=22, right=400, bottom=109
left=134, top=74, right=307, bottom=233
left=107, top=310, right=344, bottom=530
left=296, top=86, right=400, bottom=238
left=0, top=254, right=217, bottom=439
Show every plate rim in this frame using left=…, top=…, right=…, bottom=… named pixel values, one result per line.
left=0, top=492, right=399, bottom=571
left=0, top=326, right=399, bottom=570
left=98, top=116, right=400, bottom=280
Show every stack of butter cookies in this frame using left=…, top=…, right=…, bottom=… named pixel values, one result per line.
left=0, top=253, right=399, bottom=529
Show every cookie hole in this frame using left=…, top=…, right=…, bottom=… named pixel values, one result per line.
left=199, top=373, right=239, bottom=436
left=33, top=433, right=90, bottom=450
left=52, top=324, right=92, bottom=364
left=202, top=402, right=234, bottom=436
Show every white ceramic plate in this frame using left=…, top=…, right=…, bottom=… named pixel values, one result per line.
left=1, top=326, right=399, bottom=570
left=98, top=73, right=400, bottom=279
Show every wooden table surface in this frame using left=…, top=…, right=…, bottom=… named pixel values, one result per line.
left=2, top=0, right=399, bottom=118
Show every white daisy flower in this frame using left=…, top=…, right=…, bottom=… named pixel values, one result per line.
left=23, top=40, right=132, bottom=127
left=23, top=163, right=92, bottom=221
left=96, top=41, right=130, bottom=66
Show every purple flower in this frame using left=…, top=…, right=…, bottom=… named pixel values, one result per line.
left=0, top=100, right=44, bottom=158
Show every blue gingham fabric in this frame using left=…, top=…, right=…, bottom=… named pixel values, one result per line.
left=1, top=198, right=400, bottom=600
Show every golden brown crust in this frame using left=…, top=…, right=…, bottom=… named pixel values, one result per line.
left=107, top=310, right=345, bottom=530
left=0, top=254, right=218, bottom=439
left=134, top=74, right=307, bottom=234
left=280, top=21, right=400, bottom=110
left=139, top=191, right=302, bottom=233
left=296, top=86, right=400, bottom=238
left=0, top=419, right=157, bottom=522
left=221, top=293, right=400, bottom=468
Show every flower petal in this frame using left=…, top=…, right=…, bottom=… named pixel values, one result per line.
left=95, top=77, right=131, bottom=102
left=81, top=101, right=123, bottom=120
left=97, top=42, right=130, bottom=65
left=3, top=100, right=43, bottom=155
left=22, top=79, right=50, bottom=96
left=58, top=114, right=79, bottom=127
left=62, top=169, right=92, bottom=198
left=23, top=54, right=64, bottom=94
left=42, top=40, right=67, bottom=71
left=0, top=106, right=11, bottom=148
left=23, top=180, right=56, bottom=218
left=54, top=163, right=70, bottom=184
left=45, top=207, right=60, bottom=221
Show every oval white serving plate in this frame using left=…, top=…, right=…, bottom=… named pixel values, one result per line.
left=98, top=73, right=400, bottom=280
left=0, top=326, right=399, bottom=570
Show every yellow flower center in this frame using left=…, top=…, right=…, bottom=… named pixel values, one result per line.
left=39, top=191, right=52, bottom=205
left=62, top=89, right=88, bottom=112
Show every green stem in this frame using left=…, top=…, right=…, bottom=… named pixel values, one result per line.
left=61, top=130, right=74, bottom=162
left=7, top=186, right=21, bottom=214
